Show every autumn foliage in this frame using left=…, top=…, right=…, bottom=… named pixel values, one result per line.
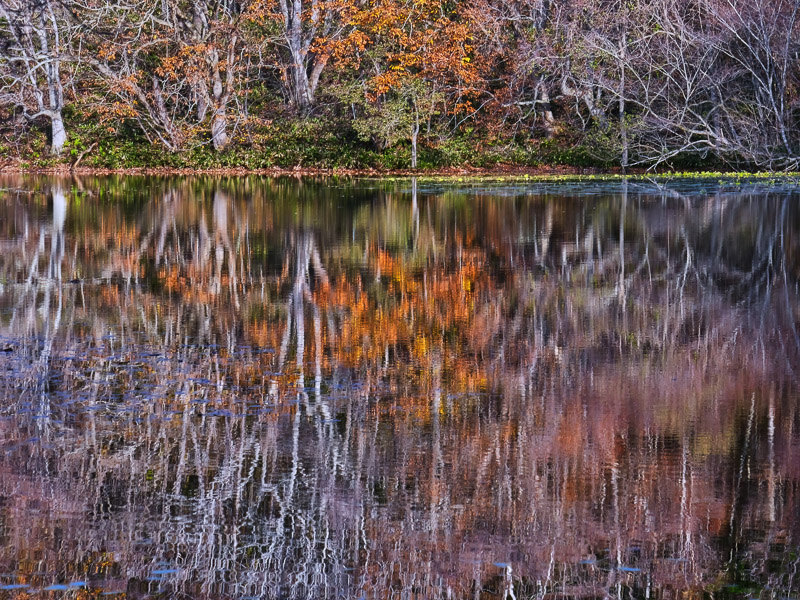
left=1, top=0, right=800, bottom=168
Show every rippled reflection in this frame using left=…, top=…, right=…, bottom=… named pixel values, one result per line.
left=0, top=176, right=798, bottom=599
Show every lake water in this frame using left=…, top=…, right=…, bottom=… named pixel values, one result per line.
left=0, top=176, right=798, bottom=599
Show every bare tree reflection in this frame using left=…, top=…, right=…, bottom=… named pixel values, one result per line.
left=0, top=176, right=797, bottom=599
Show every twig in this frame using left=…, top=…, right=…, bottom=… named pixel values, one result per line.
left=70, top=141, right=97, bottom=170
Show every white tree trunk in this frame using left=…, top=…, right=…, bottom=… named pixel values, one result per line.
left=411, top=124, right=419, bottom=169
left=51, top=111, right=67, bottom=156
left=618, top=38, right=628, bottom=172
left=292, top=60, right=313, bottom=110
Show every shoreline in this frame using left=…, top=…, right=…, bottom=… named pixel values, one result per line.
left=1, top=163, right=799, bottom=180
left=0, top=164, right=607, bottom=177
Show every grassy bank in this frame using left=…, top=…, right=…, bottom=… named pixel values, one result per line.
left=4, top=114, right=800, bottom=179
left=0, top=114, right=722, bottom=174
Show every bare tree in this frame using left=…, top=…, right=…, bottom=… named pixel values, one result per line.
left=585, top=0, right=800, bottom=169
left=0, top=0, right=71, bottom=154
left=263, top=0, right=355, bottom=112
left=704, top=0, right=800, bottom=167
left=80, top=0, right=248, bottom=151
left=178, top=0, right=245, bottom=151
left=79, top=0, right=189, bottom=151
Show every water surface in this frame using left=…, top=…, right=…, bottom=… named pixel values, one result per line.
left=0, top=176, right=799, bottom=599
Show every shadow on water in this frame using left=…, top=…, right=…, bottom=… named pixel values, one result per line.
left=0, top=175, right=798, bottom=599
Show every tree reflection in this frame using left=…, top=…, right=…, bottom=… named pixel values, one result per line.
left=0, top=176, right=798, bottom=599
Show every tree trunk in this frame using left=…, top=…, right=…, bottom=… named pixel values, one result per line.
left=211, top=109, right=229, bottom=151
left=292, top=61, right=312, bottom=112
left=618, top=38, right=628, bottom=173
left=196, top=81, right=210, bottom=122
left=209, top=46, right=233, bottom=151
left=411, top=123, right=419, bottom=169
left=540, top=88, right=556, bottom=138
left=50, top=111, right=67, bottom=156
left=287, top=6, right=312, bottom=112
left=619, top=82, right=628, bottom=172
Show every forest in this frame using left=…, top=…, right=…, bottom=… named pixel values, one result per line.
left=1, top=0, right=800, bottom=171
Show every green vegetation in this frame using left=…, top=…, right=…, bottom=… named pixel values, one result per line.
left=6, top=116, right=613, bottom=172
